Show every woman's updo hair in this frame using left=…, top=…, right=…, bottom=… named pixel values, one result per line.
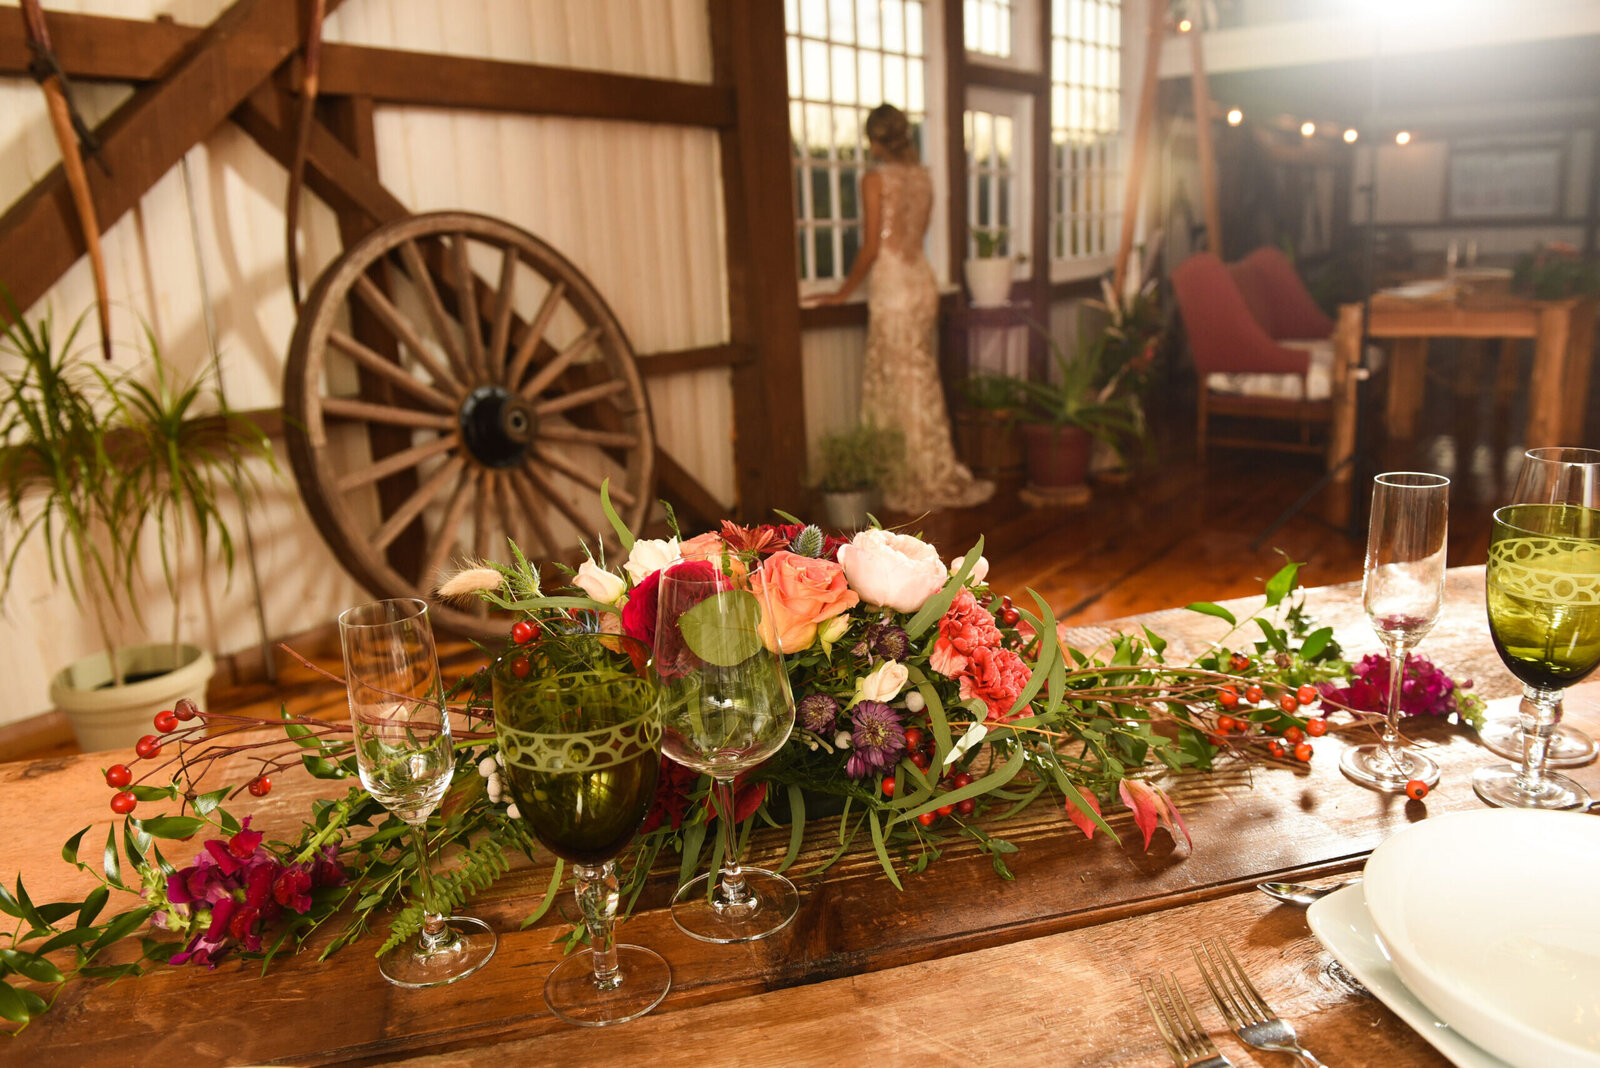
left=865, top=104, right=917, bottom=163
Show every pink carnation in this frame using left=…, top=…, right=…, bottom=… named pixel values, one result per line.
left=959, top=645, right=1032, bottom=722
left=931, top=589, right=1003, bottom=678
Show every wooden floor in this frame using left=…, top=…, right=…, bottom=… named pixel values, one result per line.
left=4, top=340, right=1566, bottom=762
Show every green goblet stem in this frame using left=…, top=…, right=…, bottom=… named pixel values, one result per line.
left=573, top=862, right=622, bottom=989
left=1515, top=687, right=1561, bottom=797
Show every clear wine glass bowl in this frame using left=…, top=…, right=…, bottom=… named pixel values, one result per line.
left=339, top=598, right=497, bottom=988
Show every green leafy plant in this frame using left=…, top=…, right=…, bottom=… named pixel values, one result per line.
left=812, top=423, right=906, bottom=494
left=959, top=373, right=1026, bottom=413
left=0, top=295, right=273, bottom=680
left=971, top=226, right=1008, bottom=259
left=1013, top=321, right=1142, bottom=452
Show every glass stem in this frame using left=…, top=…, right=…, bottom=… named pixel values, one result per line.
left=1380, top=642, right=1410, bottom=761
left=409, top=821, right=452, bottom=954
left=573, top=862, right=622, bottom=990
left=1515, top=686, right=1560, bottom=796
left=713, top=776, right=751, bottom=907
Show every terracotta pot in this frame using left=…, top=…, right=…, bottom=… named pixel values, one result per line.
left=956, top=410, right=1024, bottom=476
left=50, top=643, right=215, bottom=753
left=1020, top=423, right=1093, bottom=490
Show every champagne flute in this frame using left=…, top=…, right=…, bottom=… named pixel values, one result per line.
left=655, top=560, right=799, bottom=943
left=338, top=598, right=497, bottom=988
left=492, top=631, right=670, bottom=1026
left=1476, top=447, right=1600, bottom=768
left=1474, top=493, right=1600, bottom=810
left=1341, top=472, right=1449, bottom=792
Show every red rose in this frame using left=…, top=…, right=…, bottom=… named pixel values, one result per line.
left=653, top=560, right=728, bottom=678
left=620, top=568, right=662, bottom=651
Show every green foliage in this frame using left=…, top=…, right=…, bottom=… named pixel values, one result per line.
left=970, top=226, right=1008, bottom=258
left=959, top=373, right=1026, bottom=412
left=811, top=423, right=906, bottom=493
left=1012, top=320, right=1141, bottom=451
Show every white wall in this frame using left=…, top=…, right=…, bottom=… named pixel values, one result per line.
left=0, top=0, right=732, bottom=726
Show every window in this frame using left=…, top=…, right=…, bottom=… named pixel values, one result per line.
left=964, top=89, right=1031, bottom=264
left=787, top=0, right=929, bottom=286
left=1049, top=0, right=1122, bottom=276
left=965, top=0, right=1013, bottom=59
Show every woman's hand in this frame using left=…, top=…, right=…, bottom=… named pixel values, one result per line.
left=806, top=290, right=852, bottom=307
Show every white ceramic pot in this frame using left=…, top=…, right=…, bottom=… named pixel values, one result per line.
left=822, top=489, right=880, bottom=530
left=50, top=643, right=215, bottom=753
left=964, top=257, right=1014, bottom=307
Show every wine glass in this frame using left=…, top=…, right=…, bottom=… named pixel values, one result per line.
left=1476, top=447, right=1600, bottom=769
left=1341, top=472, right=1449, bottom=792
left=338, top=598, right=497, bottom=987
left=655, top=560, right=799, bottom=943
left=492, top=631, right=671, bottom=1026
left=1474, top=486, right=1600, bottom=809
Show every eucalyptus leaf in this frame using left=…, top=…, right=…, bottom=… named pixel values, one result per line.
left=1184, top=601, right=1236, bottom=626
left=678, top=590, right=763, bottom=666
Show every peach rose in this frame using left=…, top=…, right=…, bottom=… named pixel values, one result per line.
left=679, top=531, right=746, bottom=579
left=750, top=551, right=859, bottom=654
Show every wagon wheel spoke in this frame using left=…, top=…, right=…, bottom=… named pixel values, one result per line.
left=538, top=425, right=640, bottom=450
left=450, top=231, right=486, bottom=380
left=328, top=330, right=458, bottom=412
left=519, top=325, right=601, bottom=402
left=534, top=379, right=630, bottom=418
left=422, top=466, right=477, bottom=586
left=321, top=397, right=457, bottom=431
left=520, top=462, right=596, bottom=541
left=505, top=282, right=566, bottom=390
left=486, top=246, right=519, bottom=379
left=337, top=433, right=459, bottom=493
left=507, top=468, right=560, bottom=557
left=373, top=455, right=466, bottom=553
left=350, top=275, right=462, bottom=393
left=395, top=239, right=473, bottom=384
left=494, top=473, right=521, bottom=558
left=531, top=445, right=636, bottom=508
left=473, top=468, right=495, bottom=563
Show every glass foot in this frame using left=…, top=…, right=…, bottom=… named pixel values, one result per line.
left=543, top=944, right=671, bottom=1027
left=670, top=868, right=798, bottom=944
left=1472, top=764, right=1591, bottom=810
left=1340, top=743, right=1440, bottom=793
left=1477, top=717, right=1598, bottom=767
left=377, top=915, right=497, bottom=988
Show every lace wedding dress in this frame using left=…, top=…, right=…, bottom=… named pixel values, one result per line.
left=860, top=162, right=994, bottom=513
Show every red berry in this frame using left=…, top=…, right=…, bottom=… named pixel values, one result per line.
left=881, top=778, right=896, bottom=798
left=910, top=750, right=930, bottom=771
left=104, top=764, right=132, bottom=788
left=1405, top=779, right=1429, bottom=801
left=1293, top=742, right=1313, bottom=762
left=1306, top=718, right=1328, bottom=738
left=1000, top=608, right=1021, bottom=627
left=1297, top=684, right=1319, bottom=706
left=1217, top=686, right=1240, bottom=709
left=916, top=811, right=937, bottom=827
left=1278, top=693, right=1299, bottom=714
left=1268, top=741, right=1285, bottom=758
left=1284, top=726, right=1305, bottom=745
left=109, top=791, right=137, bottom=815
left=135, top=735, right=162, bottom=760
left=1217, top=715, right=1238, bottom=733
left=956, top=798, right=976, bottom=816
left=1230, top=652, right=1251, bottom=673
left=1001, top=595, right=1014, bottom=607
left=511, top=620, right=537, bottom=645
left=904, top=727, right=924, bottom=748
left=154, top=710, right=179, bottom=733
left=937, top=804, right=954, bottom=817
left=511, top=656, right=531, bottom=679
left=1244, top=684, right=1264, bottom=704
left=248, top=776, right=272, bottom=798
left=173, top=698, right=199, bottom=722
left=952, top=772, right=973, bottom=789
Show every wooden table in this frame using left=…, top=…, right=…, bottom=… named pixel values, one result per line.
left=5, top=567, right=1598, bottom=1067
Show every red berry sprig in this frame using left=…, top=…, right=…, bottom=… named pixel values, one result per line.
left=104, top=764, right=132, bottom=789
left=153, top=709, right=179, bottom=733
left=511, top=620, right=538, bottom=645
left=136, top=735, right=162, bottom=760
left=110, top=791, right=137, bottom=815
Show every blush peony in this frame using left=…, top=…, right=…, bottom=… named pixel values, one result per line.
left=836, top=529, right=948, bottom=613
left=750, top=551, right=859, bottom=654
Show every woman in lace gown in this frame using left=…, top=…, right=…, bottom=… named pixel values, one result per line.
left=816, top=105, right=993, bottom=513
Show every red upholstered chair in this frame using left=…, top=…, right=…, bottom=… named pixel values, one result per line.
left=1231, top=246, right=1334, bottom=341
left=1171, top=252, right=1332, bottom=458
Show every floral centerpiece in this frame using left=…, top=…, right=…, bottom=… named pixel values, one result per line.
left=0, top=489, right=1480, bottom=1026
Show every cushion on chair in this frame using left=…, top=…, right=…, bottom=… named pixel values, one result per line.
left=1170, top=253, right=1313, bottom=377
left=1237, top=247, right=1335, bottom=341
left=1206, top=340, right=1332, bottom=401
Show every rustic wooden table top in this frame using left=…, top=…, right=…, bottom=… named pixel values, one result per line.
left=5, top=565, right=1598, bottom=1067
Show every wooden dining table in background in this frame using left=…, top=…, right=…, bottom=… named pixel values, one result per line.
left=3, top=566, right=1596, bottom=1066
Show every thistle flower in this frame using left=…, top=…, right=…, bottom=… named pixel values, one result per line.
left=789, top=525, right=826, bottom=559
left=845, top=701, right=905, bottom=779
left=863, top=623, right=910, bottom=662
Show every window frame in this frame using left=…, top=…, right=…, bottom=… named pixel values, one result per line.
left=1047, top=0, right=1126, bottom=284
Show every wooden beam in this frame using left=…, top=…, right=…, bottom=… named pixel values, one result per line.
left=637, top=343, right=750, bottom=377
left=1114, top=0, right=1167, bottom=296
left=711, top=0, right=806, bottom=520
left=652, top=446, right=724, bottom=530
left=0, top=6, right=196, bottom=81
left=1188, top=27, right=1224, bottom=255
left=315, top=44, right=735, bottom=128
left=0, top=0, right=346, bottom=315
left=963, top=62, right=1047, bottom=95
left=943, top=0, right=968, bottom=282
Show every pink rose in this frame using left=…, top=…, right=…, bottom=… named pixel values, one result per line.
left=958, top=646, right=1032, bottom=722
left=931, top=588, right=1003, bottom=677
left=835, top=529, right=948, bottom=613
left=749, top=551, right=859, bottom=654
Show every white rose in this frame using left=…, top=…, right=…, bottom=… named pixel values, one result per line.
left=836, top=529, right=949, bottom=613
left=949, top=552, right=990, bottom=586
left=623, top=537, right=681, bottom=585
left=573, top=559, right=627, bottom=604
left=855, top=660, right=909, bottom=704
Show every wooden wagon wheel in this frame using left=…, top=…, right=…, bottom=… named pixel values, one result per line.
left=284, top=211, right=654, bottom=637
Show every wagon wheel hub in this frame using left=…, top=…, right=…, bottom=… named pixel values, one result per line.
left=458, top=385, right=535, bottom=469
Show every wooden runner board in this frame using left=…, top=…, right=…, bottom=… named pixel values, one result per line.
left=3, top=567, right=1595, bottom=1065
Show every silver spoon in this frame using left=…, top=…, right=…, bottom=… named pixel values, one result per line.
left=1257, top=878, right=1361, bottom=908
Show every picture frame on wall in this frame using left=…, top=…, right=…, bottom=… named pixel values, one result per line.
left=1447, top=143, right=1565, bottom=221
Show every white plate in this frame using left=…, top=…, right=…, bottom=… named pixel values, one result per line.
left=1363, top=809, right=1600, bottom=1068
left=1382, top=280, right=1452, bottom=299
left=1308, top=884, right=1510, bottom=1068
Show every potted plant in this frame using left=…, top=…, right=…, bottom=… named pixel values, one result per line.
left=0, top=301, right=271, bottom=751
left=956, top=373, right=1025, bottom=477
left=811, top=423, right=905, bottom=529
left=1014, top=324, right=1142, bottom=497
left=964, top=227, right=1014, bottom=307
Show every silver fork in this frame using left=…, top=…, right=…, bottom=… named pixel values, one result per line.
left=1193, top=939, right=1329, bottom=1068
left=1139, top=972, right=1236, bottom=1068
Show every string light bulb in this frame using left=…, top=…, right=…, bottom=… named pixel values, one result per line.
left=1300, top=121, right=1316, bottom=138
left=1177, top=17, right=1193, bottom=32
left=1395, top=130, right=1412, bottom=145
left=1343, top=128, right=1359, bottom=143
left=1227, top=108, right=1243, bottom=126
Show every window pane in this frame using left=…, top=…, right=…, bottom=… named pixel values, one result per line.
left=905, top=0, right=922, bottom=51
left=883, top=0, right=905, bottom=51
left=832, top=44, right=857, bottom=103
left=858, top=1, right=881, bottom=48
left=841, top=167, right=859, bottom=220
left=787, top=0, right=800, bottom=34
left=788, top=38, right=803, bottom=99
left=907, top=58, right=924, bottom=112
left=803, top=39, right=829, bottom=100
left=812, top=167, right=833, bottom=218
left=814, top=227, right=835, bottom=277
left=883, top=54, right=906, bottom=107
left=842, top=225, right=861, bottom=269
left=800, top=0, right=828, bottom=38
left=829, top=0, right=855, bottom=43
left=859, top=51, right=882, bottom=105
